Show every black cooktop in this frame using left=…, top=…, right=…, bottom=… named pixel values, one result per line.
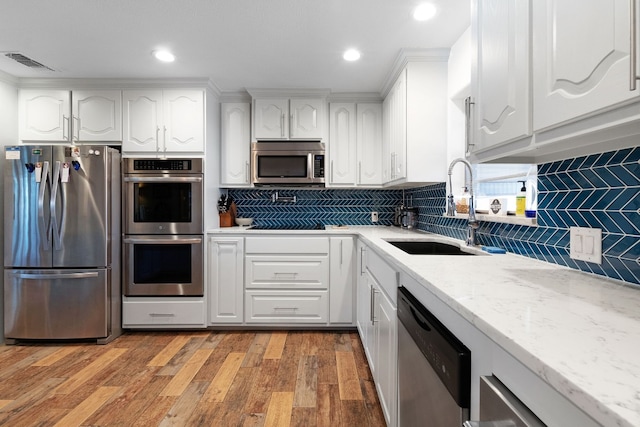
left=249, top=224, right=325, bottom=230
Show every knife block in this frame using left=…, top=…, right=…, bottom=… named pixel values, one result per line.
left=219, top=202, right=237, bottom=227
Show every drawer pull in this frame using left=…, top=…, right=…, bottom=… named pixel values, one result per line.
left=273, top=272, right=298, bottom=278
left=273, top=307, right=299, bottom=311
left=149, top=313, right=176, bottom=317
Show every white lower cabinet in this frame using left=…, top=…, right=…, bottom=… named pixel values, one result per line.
left=208, top=236, right=244, bottom=324
left=122, top=297, right=206, bottom=328
left=243, top=236, right=331, bottom=325
left=329, top=236, right=355, bottom=324
left=245, top=290, right=329, bottom=323
left=356, top=242, right=398, bottom=427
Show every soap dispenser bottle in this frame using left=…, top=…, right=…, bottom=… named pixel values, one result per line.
left=516, top=180, right=526, bottom=216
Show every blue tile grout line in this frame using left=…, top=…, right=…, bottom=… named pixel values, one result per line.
left=226, top=146, right=639, bottom=287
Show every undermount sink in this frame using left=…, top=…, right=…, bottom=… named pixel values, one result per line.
left=386, top=240, right=478, bottom=255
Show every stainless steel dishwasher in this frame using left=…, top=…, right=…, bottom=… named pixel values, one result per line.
left=464, top=376, right=546, bottom=427
left=397, top=286, right=471, bottom=426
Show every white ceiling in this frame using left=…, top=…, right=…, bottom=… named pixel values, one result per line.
left=0, top=0, right=470, bottom=94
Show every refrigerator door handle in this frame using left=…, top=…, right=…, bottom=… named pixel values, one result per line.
left=37, top=161, right=52, bottom=251
left=9, top=271, right=100, bottom=280
left=50, top=161, right=63, bottom=250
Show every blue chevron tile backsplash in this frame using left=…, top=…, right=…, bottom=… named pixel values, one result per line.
left=226, top=146, right=639, bottom=287
left=407, top=147, right=640, bottom=287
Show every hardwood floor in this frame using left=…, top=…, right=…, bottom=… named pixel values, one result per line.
left=0, top=330, right=386, bottom=426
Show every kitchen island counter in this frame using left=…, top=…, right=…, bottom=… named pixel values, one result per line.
left=209, top=226, right=640, bottom=426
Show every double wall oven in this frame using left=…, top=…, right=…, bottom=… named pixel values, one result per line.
left=123, top=159, right=203, bottom=296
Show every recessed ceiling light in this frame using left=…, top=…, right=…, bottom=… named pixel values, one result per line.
left=153, top=50, right=175, bottom=63
left=343, top=49, right=361, bottom=61
left=413, top=3, right=437, bottom=21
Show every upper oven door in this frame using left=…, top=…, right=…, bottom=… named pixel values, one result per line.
left=123, top=174, right=203, bottom=234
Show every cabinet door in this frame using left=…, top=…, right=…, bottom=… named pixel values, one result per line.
left=123, top=90, right=163, bottom=153
left=221, top=103, right=251, bottom=186
left=329, top=237, right=354, bottom=324
left=290, top=98, right=324, bottom=139
left=163, top=90, right=204, bottom=154
left=374, top=286, right=397, bottom=427
left=329, top=103, right=357, bottom=185
left=356, top=103, right=383, bottom=185
left=72, top=90, right=122, bottom=142
left=19, top=89, right=71, bottom=141
left=533, top=0, right=640, bottom=131
left=388, top=70, right=407, bottom=182
left=381, top=95, right=392, bottom=183
left=208, top=236, right=244, bottom=324
left=474, top=0, right=531, bottom=150
left=253, top=98, right=289, bottom=139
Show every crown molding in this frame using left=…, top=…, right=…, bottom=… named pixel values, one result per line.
left=245, top=88, right=331, bottom=98
left=0, top=69, right=19, bottom=86
left=15, top=77, right=214, bottom=90
left=379, top=48, right=450, bottom=97
left=327, top=92, right=383, bottom=103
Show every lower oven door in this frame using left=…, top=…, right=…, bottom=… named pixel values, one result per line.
left=123, top=235, right=203, bottom=296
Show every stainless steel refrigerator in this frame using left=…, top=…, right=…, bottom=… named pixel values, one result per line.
left=4, top=145, right=121, bottom=344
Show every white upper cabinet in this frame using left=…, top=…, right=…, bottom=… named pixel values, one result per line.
left=382, top=60, right=448, bottom=186
left=252, top=97, right=324, bottom=141
left=329, top=103, right=357, bottom=185
left=329, top=102, right=382, bottom=187
left=472, top=0, right=531, bottom=152
left=19, top=89, right=122, bottom=142
left=533, top=0, right=640, bottom=131
left=221, top=102, right=251, bottom=187
left=123, top=89, right=204, bottom=156
left=356, top=103, right=383, bottom=186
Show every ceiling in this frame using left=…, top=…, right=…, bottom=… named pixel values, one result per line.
left=0, top=0, right=470, bottom=94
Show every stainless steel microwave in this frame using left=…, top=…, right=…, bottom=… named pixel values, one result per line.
left=251, top=141, right=325, bottom=186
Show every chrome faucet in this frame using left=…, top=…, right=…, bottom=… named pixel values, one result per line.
left=447, top=158, right=479, bottom=246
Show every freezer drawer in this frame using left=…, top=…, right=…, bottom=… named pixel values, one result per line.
left=4, top=269, right=108, bottom=340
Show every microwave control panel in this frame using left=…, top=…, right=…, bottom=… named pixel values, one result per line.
left=313, top=154, right=325, bottom=178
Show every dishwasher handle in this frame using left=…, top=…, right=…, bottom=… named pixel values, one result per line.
left=463, top=422, right=516, bottom=427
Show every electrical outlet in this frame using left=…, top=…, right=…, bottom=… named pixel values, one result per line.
left=569, top=227, right=602, bottom=264
left=371, top=211, right=379, bottom=222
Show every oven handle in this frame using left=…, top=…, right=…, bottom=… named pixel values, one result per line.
left=123, top=237, right=203, bottom=244
left=123, top=176, right=203, bottom=183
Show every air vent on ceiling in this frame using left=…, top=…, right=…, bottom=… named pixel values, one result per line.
left=4, top=53, right=54, bottom=71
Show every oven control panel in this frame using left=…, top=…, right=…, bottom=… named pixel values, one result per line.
left=125, top=158, right=203, bottom=173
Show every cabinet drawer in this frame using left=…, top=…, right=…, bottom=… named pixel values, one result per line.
left=245, top=290, right=328, bottom=323
left=245, top=255, right=329, bottom=289
left=245, top=237, right=329, bottom=254
left=122, top=300, right=205, bottom=327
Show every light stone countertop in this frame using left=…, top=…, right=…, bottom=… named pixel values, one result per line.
left=208, top=225, right=640, bottom=427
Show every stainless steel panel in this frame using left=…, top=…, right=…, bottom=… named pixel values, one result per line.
left=52, top=146, right=114, bottom=268
left=123, top=174, right=203, bottom=235
left=4, top=269, right=108, bottom=339
left=123, top=235, right=204, bottom=296
left=463, top=376, right=545, bottom=427
left=4, top=146, right=54, bottom=268
left=398, top=322, right=468, bottom=426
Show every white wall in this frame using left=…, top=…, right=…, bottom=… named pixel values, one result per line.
left=0, top=71, right=19, bottom=344
left=447, top=27, right=471, bottom=197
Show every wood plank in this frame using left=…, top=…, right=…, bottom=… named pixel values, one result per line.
left=54, top=348, right=128, bottom=395
left=263, top=391, right=294, bottom=427
left=291, top=407, right=316, bottom=427
left=263, top=331, right=288, bottom=360
left=30, top=346, right=79, bottom=367
left=360, top=378, right=386, bottom=426
left=131, top=396, right=177, bottom=427
left=147, top=334, right=192, bottom=367
left=156, top=336, right=207, bottom=376
left=316, top=383, right=342, bottom=427
left=202, top=352, right=245, bottom=402
left=335, top=351, right=363, bottom=400
left=243, top=359, right=280, bottom=415
left=158, top=380, right=208, bottom=427
left=293, top=355, right=318, bottom=408
left=159, top=348, right=213, bottom=397
left=0, top=400, right=11, bottom=410
left=340, top=400, right=369, bottom=427
left=242, top=332, right=271, bottom=367
left=52, top=386, right=120, bottom=427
